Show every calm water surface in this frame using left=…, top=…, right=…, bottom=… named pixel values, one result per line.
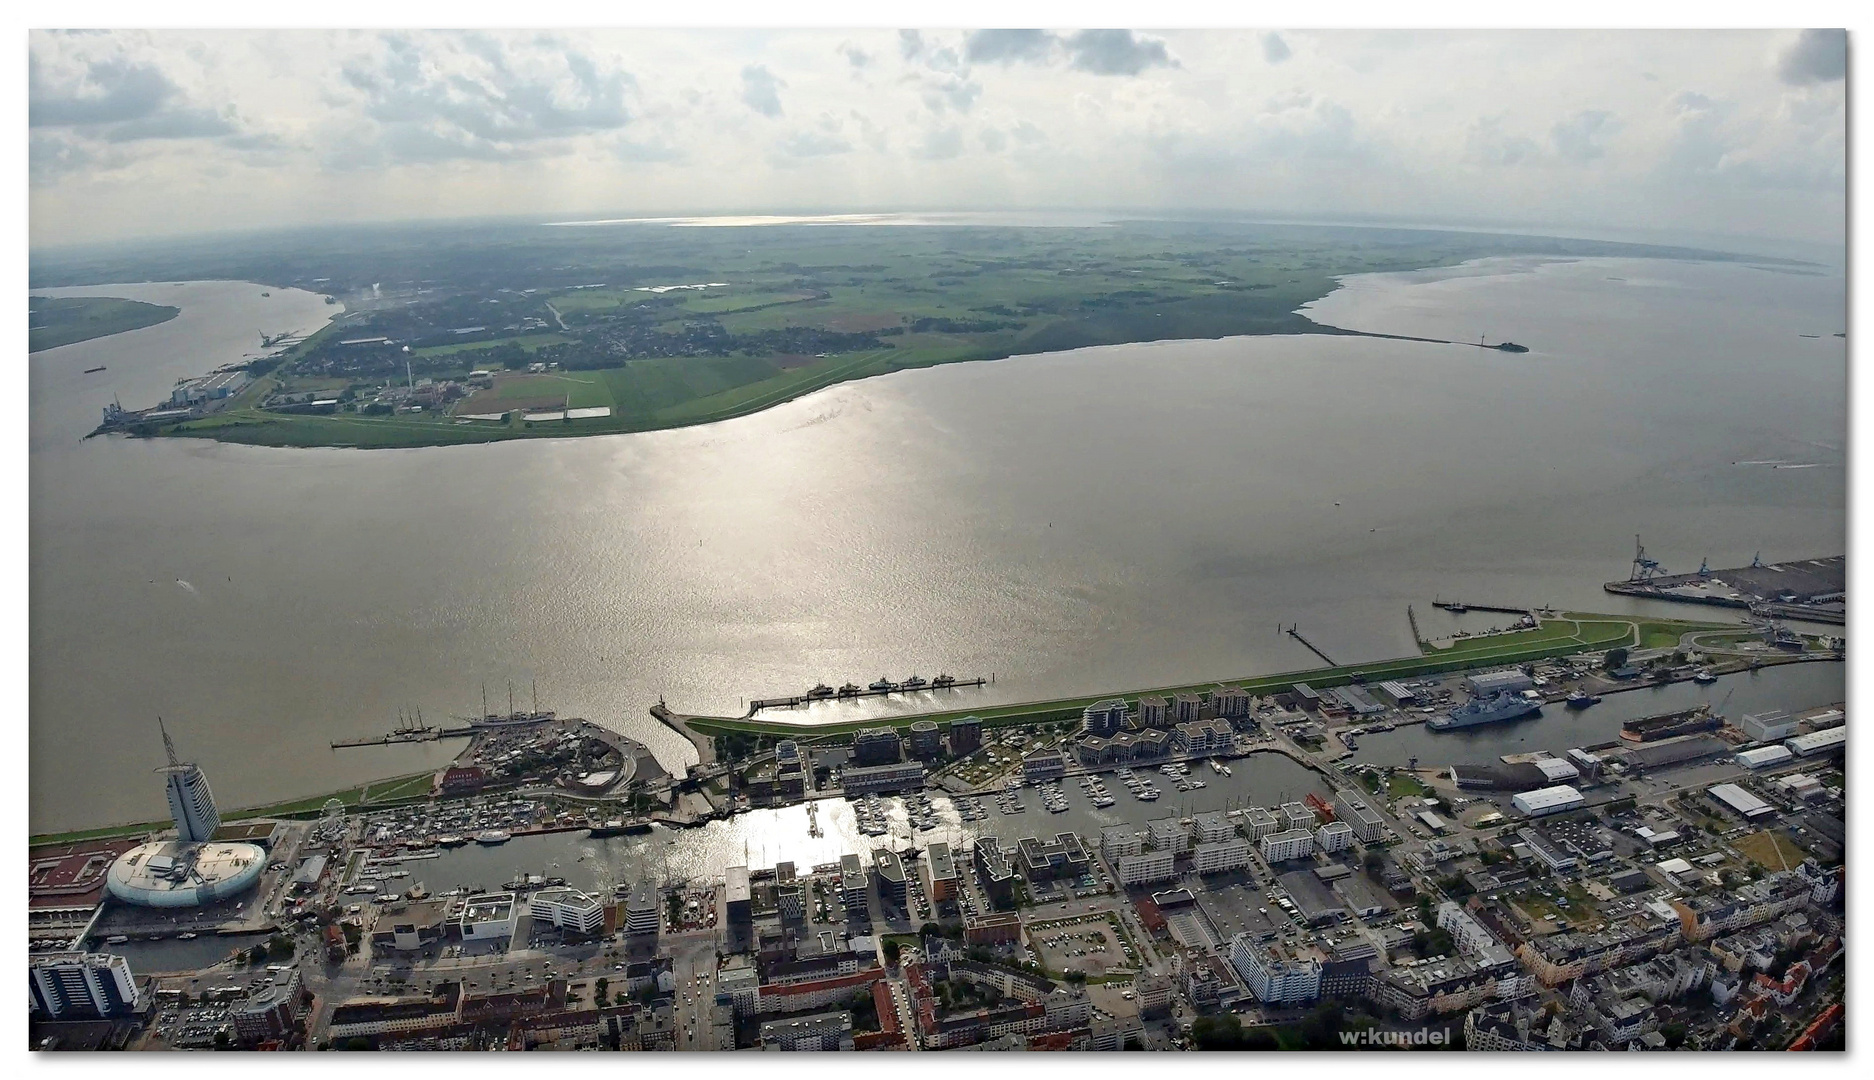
left=29, top=257, right=1845, bottom=831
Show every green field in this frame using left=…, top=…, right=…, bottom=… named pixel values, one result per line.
left=413, top=332, right=570, bottom=357
left=31, top=295, right=179, bottom=352
left=110, top=220, right=1750, bottom=450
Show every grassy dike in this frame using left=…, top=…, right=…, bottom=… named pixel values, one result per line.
left=678, top=611, right=1738, bottom=740
left=28, top=770, right=438, bottom=848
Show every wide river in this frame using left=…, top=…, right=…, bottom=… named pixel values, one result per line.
left=30, top=255, right=1845, bottom=833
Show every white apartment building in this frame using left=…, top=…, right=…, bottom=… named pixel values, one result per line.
left=1260, top=828, right=1315, bottom=863
left=1116, top=849, right=1178, bottom=886
left=1316, top=821, right=1354, bottom=853
left=1193, top=838, right=1253, bottom=875
left=1148, top=816, right=1191, bottom=854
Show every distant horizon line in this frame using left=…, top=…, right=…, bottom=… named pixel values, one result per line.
left=29, top=206, right=1842, bottom=266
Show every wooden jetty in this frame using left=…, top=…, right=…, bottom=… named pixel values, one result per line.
left=749, top=676, right=990, bottom=715
left=1284, top=625, right=1337, bottom=666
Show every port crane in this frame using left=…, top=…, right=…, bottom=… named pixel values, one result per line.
left=1629, top=535, right=1666, bottom=583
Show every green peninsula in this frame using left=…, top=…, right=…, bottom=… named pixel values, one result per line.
left=29, top=295, right=180, bottom=352
left=47, top=219, right=1756, bottom=449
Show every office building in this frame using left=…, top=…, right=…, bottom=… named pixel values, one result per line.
left=158, top=721, right=221, bottom=843
left=1021, top=748, right=1067, bottom=782
left=29, top=953, right=140, bottom=1019
left=853, top=728, right=903, bottom=766
left=916, top=841, right=954, bottom=905
left=371, top=899, right=452, bottom=952
left=908, top=721, right=944, bottom=759
left=1261, top=828, right=1315, bottom=863
left=1173, top=692, right=1203, bottom=723
left=1016, top=833, right=1091, bottom=883
left=1136, top=695, right=1169, bottom=727
left=532, top=887, right=606, bottom=935
left=841, top=761, right=926, bottom=794
left=873, top=848, right=908, bottom=907
left=1209, top=685, right=1251, bottom=718
left=725, top=865, right=753, bottom=932
left=839, top=854, right=869, bottom=917
left=622, top=881, right=660, bottom=936
left=1082, top=698, right=1128, bottom=737
left=460, top=893, right=518, bottom=941
left=974, top=839, right=1016, bottom=908
left=947, top=716, right=983, bottom=756
left=231, top=967, right=302, bottom=1045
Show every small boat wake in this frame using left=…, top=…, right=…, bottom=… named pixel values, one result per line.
left=174, top=578, right=197, bottom=594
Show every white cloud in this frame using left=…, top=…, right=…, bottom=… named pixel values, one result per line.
left=26, top=29, right=1846, bottom=249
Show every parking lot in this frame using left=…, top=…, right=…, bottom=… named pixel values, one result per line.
left=1026, top=913, right=1136, bottom=975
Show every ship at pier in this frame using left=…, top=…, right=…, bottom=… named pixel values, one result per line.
left=1428, top=691, right=1542, bottom=731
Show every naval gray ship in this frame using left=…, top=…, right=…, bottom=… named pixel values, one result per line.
left=1428, top=690, right=1542, bottom=731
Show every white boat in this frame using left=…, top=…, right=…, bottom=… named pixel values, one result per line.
left=104, top=935, right=129, bottom=945
left=475, top=830, right=512, bottom=845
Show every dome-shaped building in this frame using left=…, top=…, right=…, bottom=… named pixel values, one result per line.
left=106, top=721, right=266, bottom=909
left=106, top=839, right=266, bottom=908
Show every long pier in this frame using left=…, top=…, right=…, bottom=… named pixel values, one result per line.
left=1284, top=625, right=1337, bottom=666
left=1431, top=600, right=1532, bottom=616
left=331, top=727, right=477, bottom=749
left=750, top=677, right=989, bottom=714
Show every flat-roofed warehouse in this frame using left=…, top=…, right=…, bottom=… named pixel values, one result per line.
left=1274, top=868, right=1349, bottom=925
left=1466, top=669, right=1534, bottom=696
left=1783, top=727, right=1846, bottom=758
left=1734, top=745, right=1794, bottom=770
left=1706, top=783, right=1774, bottom=820
left=1511, top=785, right=1584, bottom=817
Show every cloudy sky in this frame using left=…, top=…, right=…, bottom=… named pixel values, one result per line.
left=27, top=28, right=1847, bottom=250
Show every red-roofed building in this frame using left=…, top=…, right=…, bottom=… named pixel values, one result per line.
left=756, top=967, right=884, bottom=1015
left=438, top=767, right=488, bottom=796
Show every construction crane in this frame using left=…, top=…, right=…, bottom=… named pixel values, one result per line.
left=1629, top=535, right=1665, bottom=583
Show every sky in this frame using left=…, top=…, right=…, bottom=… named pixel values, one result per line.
left=26, top=28, right=1848, bottom=250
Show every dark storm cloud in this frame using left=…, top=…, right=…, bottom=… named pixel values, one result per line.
left=964, top=29, right=1057, bottom=65
left=1065, top=30, right=1176, bottom=76
left=741, top=64, right=784, bottom=118
left=1777, top=29, right=1846, bottom=86
left=1262, top=33, right=1292, bottom=64
left=338, top=34, right=634, bottom=164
